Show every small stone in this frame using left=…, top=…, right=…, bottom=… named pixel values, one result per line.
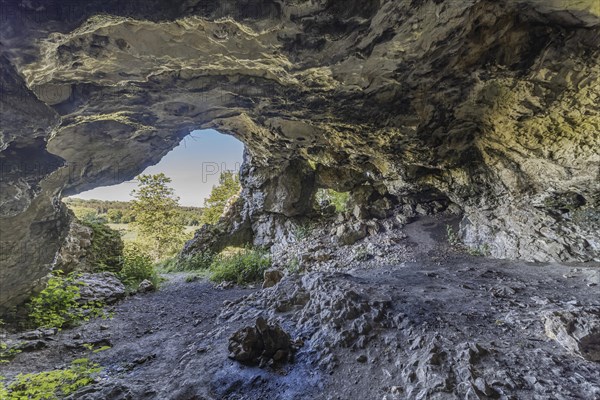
left=138, top=279, right=155, bottom=293
left=473, top=377, right=497, bottom=397
left=262, top=268, right=284, bottom=289
left=390, top=386, right=402, bottom=395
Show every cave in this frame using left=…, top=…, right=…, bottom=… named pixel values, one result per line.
left=0, top=0, right=599, bottom=398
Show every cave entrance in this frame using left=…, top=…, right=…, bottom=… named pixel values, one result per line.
left=64, top=129, right=244, bottom=260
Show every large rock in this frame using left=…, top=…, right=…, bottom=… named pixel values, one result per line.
left=77, top=272, right=126, bottom=305
left=544, top=307, right=600, bottom=362
left=54, top=220, right=124, bottom=274
left=1, top=0, right=599, bottom=311
left=228, top=317, right=295, bottom=367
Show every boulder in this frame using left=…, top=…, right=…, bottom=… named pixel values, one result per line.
left=228, top=317, right=295, bottom=367
left=543, top=307, right=600, bottom=362
left=336, top=222, right=368, bottom=246
left=77, top=272, right=126, bottom=305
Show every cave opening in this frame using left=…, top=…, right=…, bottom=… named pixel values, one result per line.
left=68, top=129, right=245, bottom=208
left=62, top=128, right=245, bottom=264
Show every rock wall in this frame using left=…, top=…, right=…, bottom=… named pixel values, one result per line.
left=1, top=0, right=599, bottom=311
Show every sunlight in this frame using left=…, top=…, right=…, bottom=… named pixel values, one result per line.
left=70, top=129, right=244, bottom=207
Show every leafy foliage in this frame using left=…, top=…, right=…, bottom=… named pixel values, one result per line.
left=200, top=171, right=241, bottom=226
left=176, top=252, right=215, bottom=271
left=315, top=189, right=350, bottom=213
left=64, top=198, right=203, bottom=226
left=292, top=222, right=313, bottom=241
left=209, top=248, right=271, bottom=284
left=80, top=221, right=124, bottom=273
left=0, top=358, right=101, bottom=399
left=0, top=341, right=22, bottom=364
left=27, top=272, right=105, bottom=329
left=119, top=242, right=159, bottom=289
left=130, top=174, right=185, bottom=261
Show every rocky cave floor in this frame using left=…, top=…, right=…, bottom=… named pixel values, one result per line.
left=1, top=216, right=599, bottom=400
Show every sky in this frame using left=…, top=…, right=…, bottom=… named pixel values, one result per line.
left=71, top=129, right=244, bottom=207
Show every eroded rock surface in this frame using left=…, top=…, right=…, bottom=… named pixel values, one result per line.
left=544, top=306, right=600, bottom=362
left=1, top=0, right=599, bottom=310
left=228, top=317, right=296, bottom=367
left=77, top=272, right=126, bottom=305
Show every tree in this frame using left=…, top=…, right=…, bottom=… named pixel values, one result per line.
left=200, top=171, right=241, bottom=225
left=106, top=209, right=123, bottom=223
left=130, top=173, right=185, bottom=261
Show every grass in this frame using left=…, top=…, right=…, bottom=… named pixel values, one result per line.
left=175, top=252, right=215, bottom=272
left=209, top=248, right=271, bottom=285
left=107, top=224, right=197, bottom=243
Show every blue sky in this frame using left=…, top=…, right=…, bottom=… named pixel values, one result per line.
left=71, top=129, right=244, bottom=207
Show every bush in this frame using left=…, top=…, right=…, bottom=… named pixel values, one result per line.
left=119, top=242, right=159, bottom=288
left=82, top=221, right=124, bottom=273
left=154, top=257, right=178, bottom=272
left=315, top=189, right=350, bottom=213
left=0, top=358, right=101, bottom=399
left=209, top=248, right=271, bottom=284
left=176, top=252, right=214, bottom=271
left=0, top=342, right=22, bottom=364
left=27, top=272, right=105, bottom=329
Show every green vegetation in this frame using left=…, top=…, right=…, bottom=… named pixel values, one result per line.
left=119, top=242, right=159, bottom=289
left=81, top=221, right=124, bottom=273
left=209, top=248, right=271, bottom=284
left=64, top=198, right=203, bottom=226
left=130, top=174, right=186, bottom=261
left=0, top=342, right=22, bottom=364
left=200, top=171, right=241, bottom=226
left=292, top=221, right=313, bottom=241
left=0, top=358, right=101, bottom=399
left=446, top=224, right=461, bottom=246
left=316, top=189, right=350, bottom=213
left=27, top=272, right=106, bottom=329
left=285, top=255, right=301, bottom=274
left=176, top=252, right=215, bottom=272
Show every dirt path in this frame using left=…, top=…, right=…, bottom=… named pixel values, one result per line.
left=0, top=274, right=257, bottom=398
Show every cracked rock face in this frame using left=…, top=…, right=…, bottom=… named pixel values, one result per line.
left=1, top=0, right=599, bottom=311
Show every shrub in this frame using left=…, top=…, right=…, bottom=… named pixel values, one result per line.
left=0, top=358, right=101, bottom=399
left=27, top=272, right=105, bottom=329
left=292, top=222, right=313, bottom=241
left=0, top=341, right=22, bottom=364
left=315, top=189, right=350, bottom=213
left=209, top=248, right=271, bottom=284
left=176, top=252, right=214, bottom=271
left=81, top=221, right=124, bottom=273
left=154, top=256, right=178, bottom=273
left=119, top=242, right=159, bottom=288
